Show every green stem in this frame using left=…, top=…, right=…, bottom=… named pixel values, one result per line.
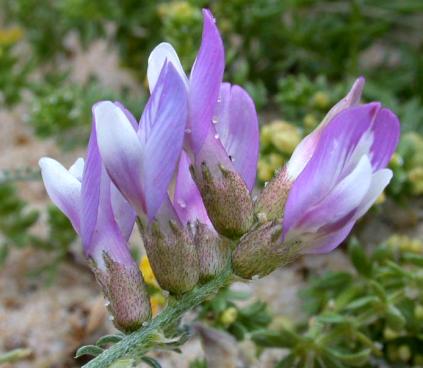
left=83, top=267, right=233, bottom=368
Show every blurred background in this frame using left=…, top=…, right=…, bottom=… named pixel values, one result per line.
left=0, top=1, right=422, bottom=367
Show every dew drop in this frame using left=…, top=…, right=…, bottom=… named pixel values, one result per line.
left=104, top=300, right=110, bottom=307
left=214, top=133, right=220, bottom=139
left=142, top=321, right=149, bottom=327
left=252, top=275, right=260, bottom=280
left=212, top=116, right=219, bottom=124
left=217, top=97, right=221, bottom=103
left=185, top=128, right=192, bottom=134
left=264, top=181, right=268, bottom=187
left=177, top=200, right=186, bottom=209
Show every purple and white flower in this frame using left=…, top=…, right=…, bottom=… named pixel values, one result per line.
left=147, top=10, right=259, bottom=238
left=39, top=118, right=151, bottom=331
left=234, top=78, right=400, bottom=278
left=283, top=99, right=400, bottom=254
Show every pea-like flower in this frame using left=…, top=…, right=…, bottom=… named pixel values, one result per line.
left=147, top=10, right=260, bottom=239
left=234, top=78, right=400, bottom=278
left=39, top=115, right=151, bottom=332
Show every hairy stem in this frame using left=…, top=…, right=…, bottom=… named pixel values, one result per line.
left=83, top=267, right=233, bottom=368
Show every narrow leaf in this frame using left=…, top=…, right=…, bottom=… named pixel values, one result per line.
left=141, top=356, right=162, bottom=368
left=75, top=345, right=104, bottom=358
left=96, top=334, right=124, bottom=347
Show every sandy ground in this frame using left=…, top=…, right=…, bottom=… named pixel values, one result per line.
left=0, top=39, right=422, bottom=368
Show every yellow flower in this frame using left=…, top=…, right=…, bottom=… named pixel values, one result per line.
left=140, top=255, right=159, bottom=287
left=260, top=124, right=274, bottom=147
left=375, top=192, right=386, bottom=205
left=414, top=305, right=423, bottom=320
left=0, top=27, right=23, bottom=46
left=398, top=345, right=411, bottom=362
left=268, top=153, right=285, bottom=171
left=311, top=91, right=331, bottom=109
left=386, top=234, right=423, bottom=253
left=257, top=160, right=274, bottom=182
left=150, top=293, right=166, bottom=317
left=220, top=307, right=238, bottom=327
left=304, top=113, right=318, bottom=131
left=158, top=1, right=196, bottom=20
left=409, top=167, right=423, bottom=195
left=383, top=327, right=399, bottom=340
left=389, top=153, right=403, bottom=168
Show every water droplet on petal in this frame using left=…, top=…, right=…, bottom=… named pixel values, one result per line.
left=217, top=97, right=221, bottom=103
left=177, top=200, right=186, bottom=209
left=214, top=134, right=220, bottom=139
left=212, top=116, right=218, bottom=124
left=185, top=128, right=192, bottom=134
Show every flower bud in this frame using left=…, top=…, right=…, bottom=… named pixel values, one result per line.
left=194, top=221, right=232, bottom=282
left=254, top=168, right=291, bottom=221
left=143, top=220, right=200, bottom=294
left=92, top=253, right=151, bottom=333
left=232, top=221, right=299, bottom=279
left=193, top=162, right=254, bottom=239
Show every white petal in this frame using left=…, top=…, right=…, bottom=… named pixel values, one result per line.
left=147, top=42, right=188, bottom=92
left=355, top=168, right=393, bottom=219
left=39, top=157, right=81, bottom=232
left=296, top=155, right=372, bottom=231
left=94, top=101, right=146, bottom=216
left=69, top=157, right=84, bottom=182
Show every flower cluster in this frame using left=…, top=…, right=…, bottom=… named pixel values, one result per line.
left=39, top=9, right=400, bottom=332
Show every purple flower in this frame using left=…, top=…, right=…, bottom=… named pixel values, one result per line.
left=283, top=100, right=400, bottom=254
left=147, top=9, right=259, bottom=237
left=94, top=62, right=188, bottom=223
left=94, top=62, right=197, bottom=294
left=39, top=117, right=151, bottom=331
left=234, top=78, right=400, bottom=279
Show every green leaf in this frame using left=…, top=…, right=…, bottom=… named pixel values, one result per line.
left=326, top=348, right=371, bottom=366
left=276, top=353, right=297, bottom=368
left=344, top=296, right=378, bottom=311
left=108, top=359, right=136, bottom=368
left=348, top=238, right=372, bottom=277
left=75, top=345, right=104, bottom=358
left=141, top=356, right=162, bottom=368
left=96, top=334, right=124, bottom=347
left=402, top=252, right=423, bottom=266
left=317, top=313, right=349, bottom=325
left=386, top=304, right=406, bottom=330
left=368, top=280, right=386, bottom=302
left=251, top=328, right=300, bottom=348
